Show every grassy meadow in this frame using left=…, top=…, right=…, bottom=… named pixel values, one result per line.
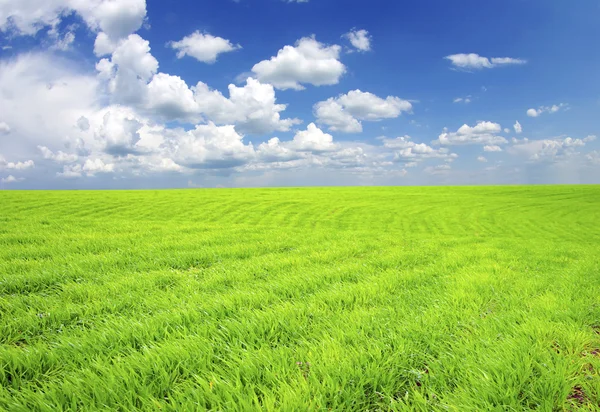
left=0, top=186, right=599, bottom=411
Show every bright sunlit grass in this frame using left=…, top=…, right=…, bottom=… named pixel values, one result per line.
left=1, top=186, right=599, bottom=410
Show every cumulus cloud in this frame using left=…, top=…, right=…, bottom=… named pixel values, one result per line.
left=289, top=123, right=336, bottom=152
left=477, top=156, right=488, bottom=163
left=95, top=36, right=300, bottom=135
left=314, top=90, right=412, bottom=133
left=38, top=146, right=79, bottom=163
left=1, top=159, right=35, bottom=170
left=381, top=135, right=458, bottom=164
left=484, top=145, right=503, bottom=152
left=192, top=78, right=301, bottom=134
left=0, top=53, right=99, bottom=155
left=509, top=136, right=589, bottom=162
left=0, top=0, right=147, bottom=41
left=251, top=36, right=346, bottom=90
left=445, top=53, right=526, bottom=70
left=526, top=103, right=569, bottom=117
left=168, top=31, right=241, bottom=63
left=514, top=121, right=522, bottom=134
left=343, top=29, right=371, bottom=52
left=435, top=121, right=508, bottom=146
left=143, top=75, right=301, bottom=134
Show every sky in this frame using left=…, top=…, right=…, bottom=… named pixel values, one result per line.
left=0, top=0, right=599, bottom=189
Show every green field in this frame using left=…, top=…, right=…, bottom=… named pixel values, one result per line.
left=1, top=186, right=599, bottom=411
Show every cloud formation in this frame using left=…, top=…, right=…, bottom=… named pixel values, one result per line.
left=168, top=31, right=241, bottom=63
left=445, top=53, right=526, bottom=70
left=435, top=122, right=508, bottom=146
left=314, top=90, right=412, bottom=133
left=344, top=29, right=371, bottom=52
left=526, top=103, right=569, bottom=117
left=251, top=36, right=346, bottom=90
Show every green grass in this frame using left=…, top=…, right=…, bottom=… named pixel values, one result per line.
left=1, top=186, right=599, bottom=411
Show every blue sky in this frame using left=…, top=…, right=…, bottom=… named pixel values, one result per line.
left=0, top=0, right=599, bottom=189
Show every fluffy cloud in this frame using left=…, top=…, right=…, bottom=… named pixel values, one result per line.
left=96, top=36, right=299, bottom=135
left=168, top=31, right=241, bottom=63
left=435, top=122, right=508, bottom=146
left=483, top=145, right=503, bottom=152
left=526, top=103, right=568, bottom=117
left=251, top=36, right=346, bottom=90
left=0, top=159, right=35, bottom=170
left=381, top=135, right=458, bottom=164
left=477, top=156, right=487, bottom=163
left=168, top=123, right=255, bottom=169
left=0, top=0, right=146, bottom=41
left=0, top=121, right=10, bottom=134
left=514, top=121, right=522, bottom=134
left=509, top=136, right=588, bottom=161
left=344, top=29, right=371, bottom=52
left=38, top=146, right=79, bottom=163
left=315, top=90, right=412, bottom=133
left=143, top=75, right=300, bottom=134
left=0, top=53, right=99, bottom=156
left=193, top=78, right=301, bottom=134
left=289, top=123, right=336, bottom=152
left=445, top=53, right=526, bottom=70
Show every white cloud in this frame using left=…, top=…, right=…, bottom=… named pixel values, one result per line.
left=381, top=135, right=457, bottom=163
left=98, top=34, right=158, bottom=105
left=0, top=121, right=10, bottom=134
left=193, top=78, right=301, bottom=134
left=96, top=36, right=300, bottom=134
left=477, top=156, right=487, bottom=163
left=514, top=121, right=522, bottom=134
left=0, top=0, right=147, bottom=40
left=169, top=31, right=241, bottom=64
left=343, top=29, right=371, bottom=52
left=509, top=136, right=588, bottom=161
left=50, top=31, right=76, bottom=51
left=1, top=159, right=35, bottom=170
left=38, top=146, right=79, bottom=163
left=168, top=123, right=255, bottom=169
left=143, top=75, right=300, bottom=134
left=445, top=53, right=526, bottom=70
left=94, top=32, right=119, bottom=56
left=583, top=135, right=597, bottom=143
left=251, top=36, right=346, bottom=90
left=453, top=96, right=471, bottom=104
left=1, top=175, right=23, bottom=183
left=484, top=145, right=503, bottom=152
left=435, top=121, right=508, bottom=146
left=526, top=103, right=569, bottom=117
left=82, top=158, right=115, bottom=175
left=0, top=53, right=99, bottom=155
left=315, top=90, right=412, bottom=133
left=289, top=123, right=336, bottom=152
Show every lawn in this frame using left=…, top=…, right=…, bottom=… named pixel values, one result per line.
left=1, top=186, right=599, bottom=411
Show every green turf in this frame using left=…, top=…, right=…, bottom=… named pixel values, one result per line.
left=1, top=186, right=599, bottom=411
